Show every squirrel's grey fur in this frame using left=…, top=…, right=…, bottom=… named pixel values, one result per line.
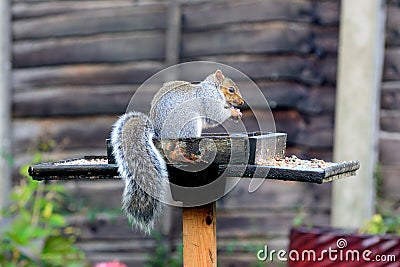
left=110, top=70, right=240, bottom=234
left=111, top=112, right=168, bottom=234
left=150, top=72, right=232, bottom=138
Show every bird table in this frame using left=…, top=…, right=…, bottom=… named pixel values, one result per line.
left=28, top=132, right=359, bottom=267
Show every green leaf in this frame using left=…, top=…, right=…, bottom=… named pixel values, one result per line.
left=42, top=236, right=73, bottom=254
left=49, top=214, right=66, bottom=227
left=32, top=227, right=52, bottom=238
left=19, top=163, right=31, bottom=178
left=42, top=236, right=86, bottom=266
left=7, top=218, right=36, bottom=245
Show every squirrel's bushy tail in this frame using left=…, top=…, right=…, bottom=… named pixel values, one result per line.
left=110, top=111, right=168, bottom=234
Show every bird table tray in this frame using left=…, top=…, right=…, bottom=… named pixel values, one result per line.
left=27, top=132, right=360, bottom=267
left=28, top=132, right=359, bottom=184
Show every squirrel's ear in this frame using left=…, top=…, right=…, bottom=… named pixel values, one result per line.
left=214, top=69, right=225, bottom=83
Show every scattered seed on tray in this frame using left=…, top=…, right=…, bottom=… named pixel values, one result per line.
left=55, top=158, right=108, bottom=165
left=256, top=155, right=334, bottom=169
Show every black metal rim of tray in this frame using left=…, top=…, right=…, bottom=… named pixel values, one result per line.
left=28, top=156, right=360, bottom=184
left=219, top=160, right=360, bottom=184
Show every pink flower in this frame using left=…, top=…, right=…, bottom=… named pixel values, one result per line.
left=94, top=261, right=127, bottom=267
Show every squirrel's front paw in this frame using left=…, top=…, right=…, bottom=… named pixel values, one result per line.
left=230, top=108, right=242, bottom=121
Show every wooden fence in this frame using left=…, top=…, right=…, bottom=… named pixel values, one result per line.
left=381, top=1, right=400, bottom=203
left=10, top=0, right=400, bottom=266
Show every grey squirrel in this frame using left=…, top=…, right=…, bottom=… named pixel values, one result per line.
left=110, top=70, right=243, bottom=234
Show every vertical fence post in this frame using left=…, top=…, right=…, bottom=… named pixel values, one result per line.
left=332, top=0, right=386, bottom=228
left=0, top=0, right=12, bottom=211
left=183, top=202, right=217, bottom=267
left=166, top=0, right=181, bottom=66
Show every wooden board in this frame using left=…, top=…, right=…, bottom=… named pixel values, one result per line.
left=384, top=48, right=400, bottom=81
left=221, top=161, right=360, bottom=184
left=183, top=202, right=216, bottom=267
left=386, top=4, right=400, bottom=46
left=28, top=156, right=359, bottom=185
left=183, top=23, right=337, bottom=57
left=12, top=1, right=139, bottom=19
left=381, top=82, right=400, bottom=110
left=13, top=86, right=135, bottom=117
left=13, top=32, right=166, bottom=68
left=381, top=110, right=400, bottom=132
left=380, top=131, right=400, bottom=166
left=13, top=5, right=167, bottom=40
left=12, top=62, right=164, bottom=89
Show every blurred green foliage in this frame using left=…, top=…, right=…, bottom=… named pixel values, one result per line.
left=360, top=213, right=400, bottom=235
left=145, top=231, right=182, bottom=267
left=0, top=152, right=88, bottom=267
left=360, top=162, right=400, bottom=235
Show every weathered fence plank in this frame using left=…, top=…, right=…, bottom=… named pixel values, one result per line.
left=260, top=83, right=335, bottom=114
left=13, top=62, right=163, bottom=89
left=182, top=0, right=312, bottom=29
left=384, top=48, right=400, bottom=80
left=13, top=32, right=165, bottom=67
left=222, top=56, right=337, bottom=85
left=13, top=116, right=116, bottom=154
left=13, top=5, right=167, bottom=40
left=12, top=1, right=135, bottom=19
left=380, top=131, right=400, bottom=166
left=381, top=82, right=400, bottom=109
left=386, top=4, right=400, bottom=46
left=381, top=165, right=400, bottom=198
left=381, top=110, right=400, bottom=132
left=182, top=0, right=339, bottom=30
left=183, top=23, right=313, bottom=57
left=221, top=178, right=330, bottom=209
left=13, top=86, right=135, bottom=117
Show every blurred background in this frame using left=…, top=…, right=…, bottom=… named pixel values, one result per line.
left=1, top=0, right=400, bottom=266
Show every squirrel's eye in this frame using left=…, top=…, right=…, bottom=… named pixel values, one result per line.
left=228, top=87, right=235, bottom=93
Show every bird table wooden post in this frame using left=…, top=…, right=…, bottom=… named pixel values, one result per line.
left=183, top=202, right=216, bottom=267
left=28, top=132, right=360, bottom=266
